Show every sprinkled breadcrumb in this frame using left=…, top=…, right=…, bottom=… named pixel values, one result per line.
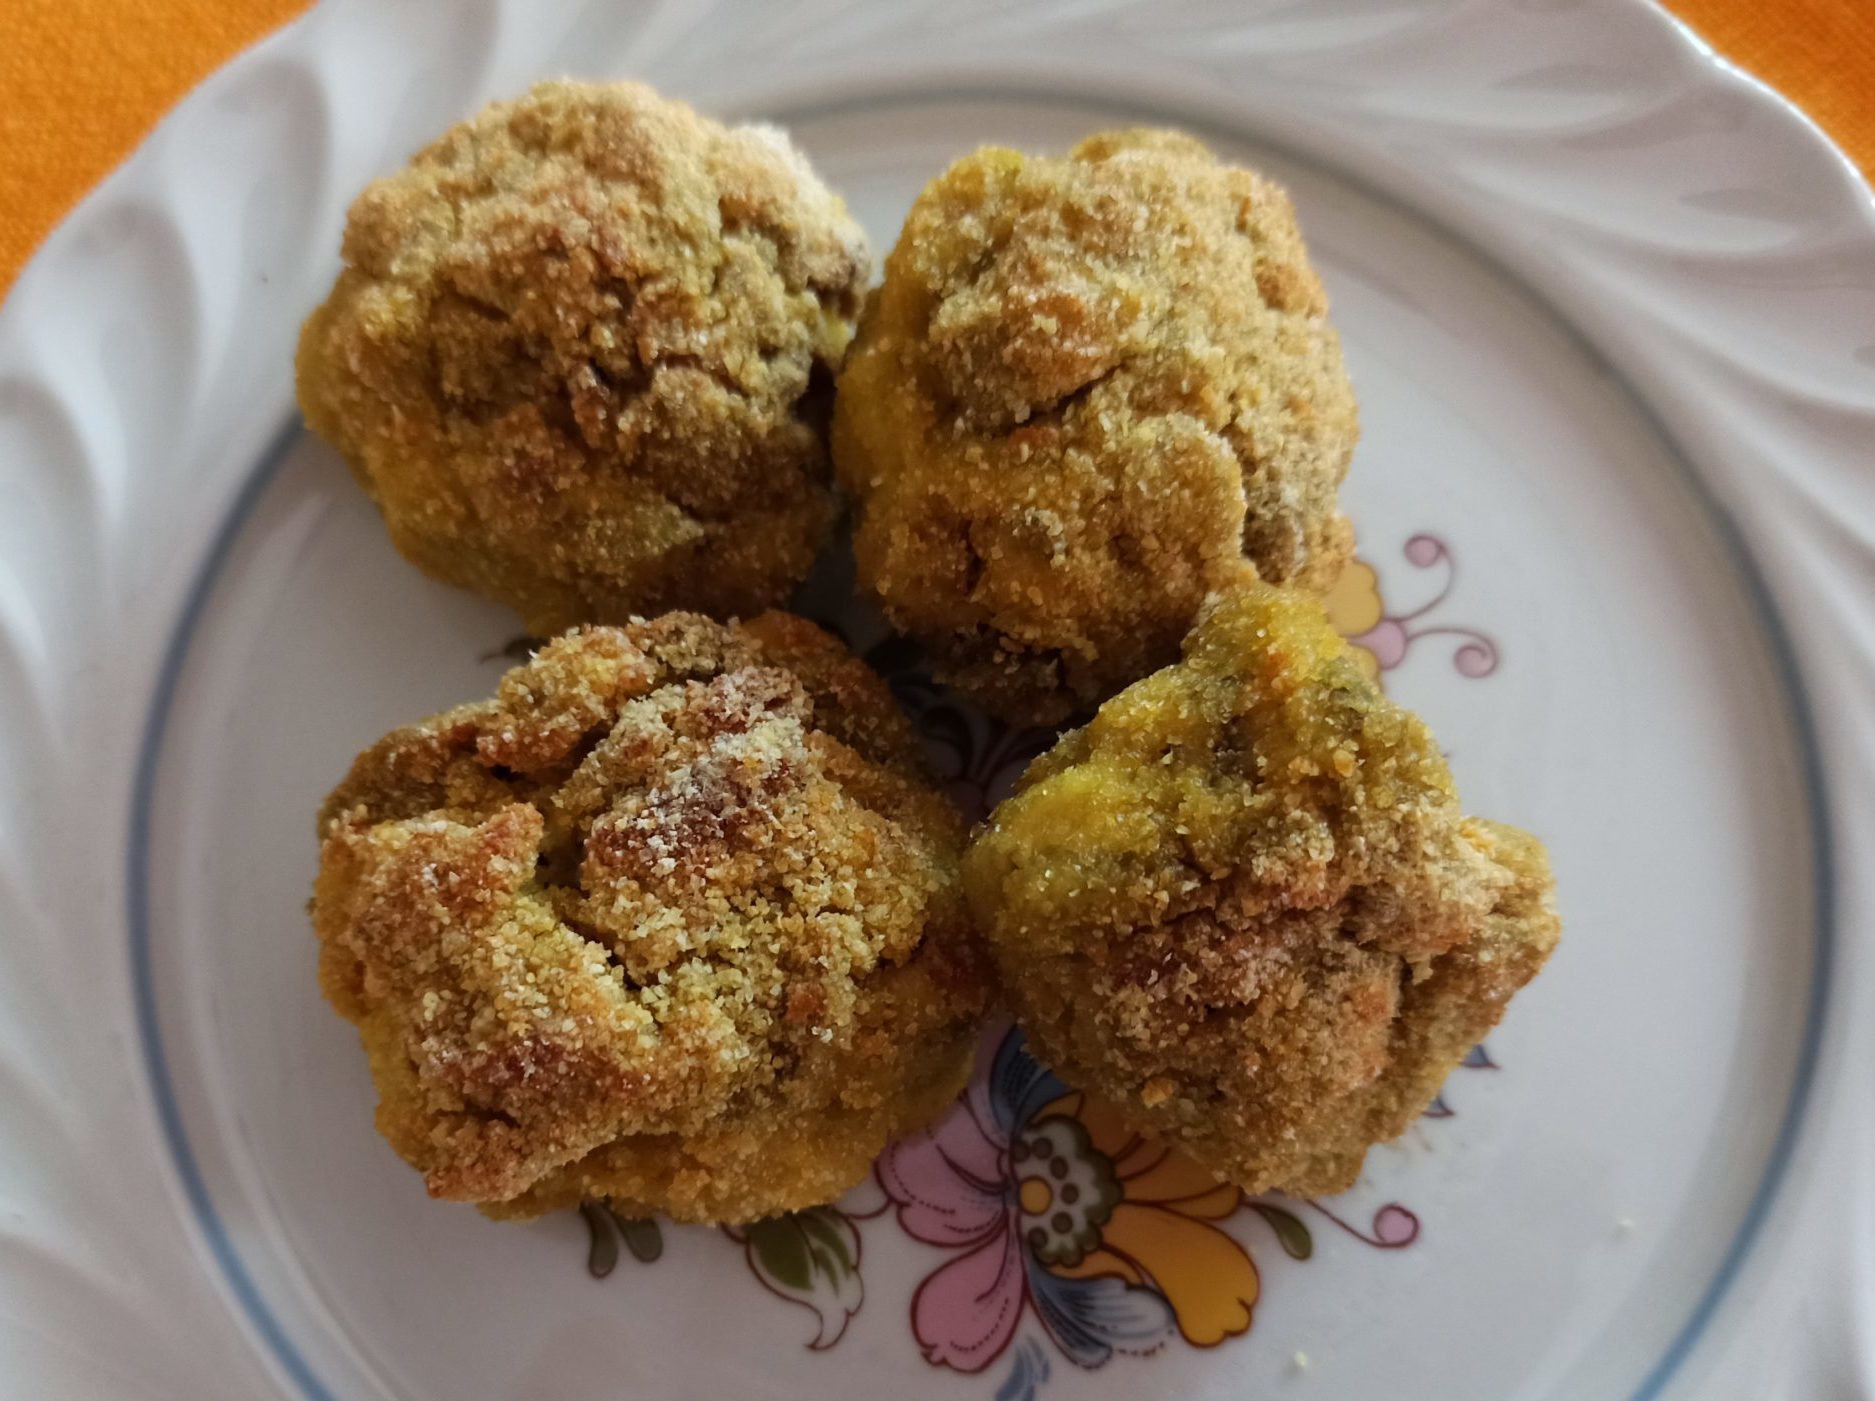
left=312, top=613, right=986, bottom=1224
left=962, top=578, right=1560, bottom=1196
left=296, top=81, right=868, bottom=632
left=834, top=130, right=1358, bottom=724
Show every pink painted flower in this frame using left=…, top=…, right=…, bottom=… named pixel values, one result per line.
left=1323, top=538, right=1499, bottom=680
left=877, top=1026, right=1262, bottom=1376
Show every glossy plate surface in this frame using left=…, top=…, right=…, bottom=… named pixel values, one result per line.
left=1, top=3, right=1871, bottom=1399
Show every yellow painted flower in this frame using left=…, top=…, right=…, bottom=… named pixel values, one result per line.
left=1323, top=555, right=1385, bottom=681
left=880, top=1026, right=1283, bottom=1375
left=1022, top=1090, right=1258, bottom=1347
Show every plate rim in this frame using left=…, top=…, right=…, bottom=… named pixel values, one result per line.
left=2, top=2, right=1871, bottom=1398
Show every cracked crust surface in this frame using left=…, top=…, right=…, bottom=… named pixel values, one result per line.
left=833, top=130, right=1358, bottom=724
left=962, top=578, right=1558, bottom=1195
left=297, top=81, right=868, bottom=633
left=312, top=614, right=987, bottom=1223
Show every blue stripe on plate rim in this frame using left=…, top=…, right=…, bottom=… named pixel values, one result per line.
left=125, top=404, right=1834, bottom=1401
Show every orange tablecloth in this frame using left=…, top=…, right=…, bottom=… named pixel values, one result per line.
left=1, top=0, right=1870, bottom=300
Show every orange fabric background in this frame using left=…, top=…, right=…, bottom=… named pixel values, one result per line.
left=0, top=0, right=1870, bottom=301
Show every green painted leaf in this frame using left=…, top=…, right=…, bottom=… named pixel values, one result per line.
left=796, top=1207, right=855, bottom=1273
left=738, top=1208, right=865, bottom=1349
left=1251, top=1203, right=1314, bottom=1261
left=750, top=1216, right=814, bottom=1291
left=609, top=1210, right=663, bottom=1263
left=579, top=1201, right=619, bottom=1279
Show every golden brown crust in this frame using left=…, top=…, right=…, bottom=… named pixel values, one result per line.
left=313, top=615, right=987, bottom=1222
left=833, top=130, right=1358, bottom=724
left=961, top=579, right=1558, bottom=1196
left=296, top=81, right=868, bottom=633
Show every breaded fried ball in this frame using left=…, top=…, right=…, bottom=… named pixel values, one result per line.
left=312, top=614, right=986, bottom=1223
left=962, top=578, right=1558, bottom=1195
left=834, top=130, right=1358, bottom=724
left=297, top=81, right=868, bottom=633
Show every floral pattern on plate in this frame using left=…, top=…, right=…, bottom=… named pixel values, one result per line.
left=577, top=540, right=1499, bottom=1396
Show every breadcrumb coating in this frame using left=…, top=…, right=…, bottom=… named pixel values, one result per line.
left=297, top=81, right=868, bottom=633
left=313, top=614, right=986, bottom=1223
left=834, top=130, right=1358, bottom=724
left=962, top=578, right=1558, bottom=1196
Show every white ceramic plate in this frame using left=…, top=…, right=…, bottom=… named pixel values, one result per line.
left=3, top=1, right=1873, bottom=1398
